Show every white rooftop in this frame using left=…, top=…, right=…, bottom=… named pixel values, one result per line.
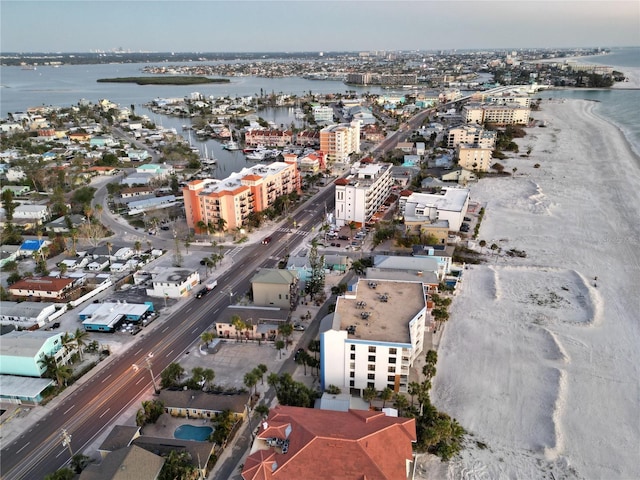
left=405, top=187, right=470, bottom=213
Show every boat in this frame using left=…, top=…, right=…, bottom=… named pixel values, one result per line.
left=222, top=130, right=240, bottom=151
left=202, top=145, right=217, bottom=165
left=246, top=149, right=267, bottom=161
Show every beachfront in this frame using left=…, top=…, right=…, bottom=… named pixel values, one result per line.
left=430, top=98, right=640, bottom=479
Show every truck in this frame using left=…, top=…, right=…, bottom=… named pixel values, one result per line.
left=206, top=280, right=218, bottom=291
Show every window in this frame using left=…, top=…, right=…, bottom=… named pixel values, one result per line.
left=368, top=364, right=375, bottom=371
left=388, top=375, right=395, bottom=382
left=368, top=346, right=376, bottom=353
left=349, top=380, right=355, bottom=387
left=350, top=345, right=356, bottom=351
left=368, top=355, right=376, bottom=362
left=389, top=348, right=397, bottom=355
left=388, top=366, right=396, bottom=373
left=350, top=353, right=356, bottom=360
left=368, top=373, right=375, bottom=380
left=388, top=357, right=396, bottom=364
left=350, top=362, right=355, bottom=370
left=367, top=382, right=375, bottom=389
left=350, top=372, right=355, bottom=378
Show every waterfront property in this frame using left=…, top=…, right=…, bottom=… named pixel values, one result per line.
left=242, top=405, right=416, bottom=480
left=399, top=186, right=470, bottom=233
left=183, top=160, right=301, bottom=234
left=320, top=279, right=428, bottom=395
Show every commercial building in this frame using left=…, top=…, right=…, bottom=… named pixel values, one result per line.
left=183, top=160, right=300, bottom=233
left=334, top=160, right=393, bottom=227
left=312, top=105, right=334, bottom=123
left=0, top=330, right=71, bottom=377
left=79, top=301, right=154, bottom=332
left=0, top=301, right=58, bottom=329
left=145, top=268, right=200, bottom=299
left=250, top=268, right=299, bottom=310
left=319, top=121, right=361, bottom=164
left=242, top=405, right=416, bottom=480
left=244, top=129, right=293, bottom=147
left=399, top=187, right=470, bottom=233
left=462, top=103, right=530, bottom=126
left=320, top=279, right=428, bottom=395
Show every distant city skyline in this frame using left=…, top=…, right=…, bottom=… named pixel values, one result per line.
left=1, top=1, right=638, bottom=53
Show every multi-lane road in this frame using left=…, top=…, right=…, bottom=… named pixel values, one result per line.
left=1, top=184, right=336, bottom=480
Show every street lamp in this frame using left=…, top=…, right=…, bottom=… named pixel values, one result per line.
left=133, top=352, right=159, bottom=394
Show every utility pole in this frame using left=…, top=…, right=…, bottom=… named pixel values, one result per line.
left=133, top=352, right=159, bottom=394
left=61, top=428, right=73, bottom=457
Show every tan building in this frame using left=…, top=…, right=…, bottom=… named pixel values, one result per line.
left=456, top=143, right=493, bottom=172
left=183, top=159, right=301, bottom=233
left=319, top=121, right=360, bottom=164
left=245, top=129, right=293, bottom=147
left=447, top=124, right=496, bottom=149
left=250, top=269, right=298, bottom=309
left=462, top=103, right=530, bottom=126
left=158, top=390, right=250, bottom=421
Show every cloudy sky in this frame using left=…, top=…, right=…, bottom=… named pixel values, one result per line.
left=1, top=0, right=638, bottom=53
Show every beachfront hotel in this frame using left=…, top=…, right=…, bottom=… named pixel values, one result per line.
left=333, top=160, right=393, bottom=227
left=462, top=102, right=531, bottom=126
left=447, top=124, right=497, bottom=149
left=320, top=279, right=428, bottom=395
left=183, top=159, right=301, bottom=233
left=319, top=121, right=361, bottom=164
left=456, top=143, right=493, bottom=172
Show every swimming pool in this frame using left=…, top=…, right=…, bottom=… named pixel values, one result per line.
left=174, top=424, right=213, bottom=442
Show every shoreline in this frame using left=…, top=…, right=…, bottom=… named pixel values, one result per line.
left=431, top=97, right=640, bottom=479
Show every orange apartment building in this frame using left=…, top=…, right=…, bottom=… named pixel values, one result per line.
left=319, top=121, right=361, bottom=164
left=183, top=159, right=301, bottom=233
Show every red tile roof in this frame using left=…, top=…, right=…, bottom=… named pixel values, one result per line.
left=334, top=178, right=349, bottom=186
left=242, top=406, right=416, bottom=480
left=9, top=276, right=74, bottom=293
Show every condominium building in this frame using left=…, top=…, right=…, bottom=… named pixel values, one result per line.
left=183, top=160, right=301, bottom=233
left=334, top=160, right=393, bottom=227
left=447, top=124, right=497, bottom=149
left=487, top=94, right=532, bottom=107
left=462, top=103, right=530, bottom=126
left=345, top=72, right=372, bottom=85
left=319, top=121, right=361, bottom=164
left=456, top=143, right=493, bottom=172
left=320, top=279, right=428, bottom=395
left=244, top=129, right=293, bottom=147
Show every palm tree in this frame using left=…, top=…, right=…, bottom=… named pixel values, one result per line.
left=40, top=355, right=73, bottom=388
left=408, top=382, right=421, bottom=407
left=202, top=368, right=215, bottom=391
left=256, top=364, right=268, bottom=385
left=106, top=241, right=113, bottom=265
left=363, top=386, right=377, bottom=408
left=392, top=393, right=410, bottom=416
left=134, top=240, right=141, bottom=255
left=244, top=371, right=258, bottom=397
left=216, top=217, right=227, bottom=239
left=231, top=315, right=246, bottom=342
left=380, top=387, right=393, bottom=408
left=196, top=220, right=207, bottom=236
left=191, top=366, right=205, bottom=387
left=72, top=328, right=89, bottom=361
left=278, top=323, right=293, bottom=350
left=479, top=239, right=487, bottom=254
left=275, top=340, right=285, bottom=359
left=200, top=331, right=215, bottom=349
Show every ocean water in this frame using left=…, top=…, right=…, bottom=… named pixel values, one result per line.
left=536, top=47, right=640, bottom=157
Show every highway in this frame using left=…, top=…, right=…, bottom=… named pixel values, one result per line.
left=0, top=184, right=336, bottom=480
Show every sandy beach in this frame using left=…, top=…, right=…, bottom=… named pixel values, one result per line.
left=431, top=99, right=640, bottom=479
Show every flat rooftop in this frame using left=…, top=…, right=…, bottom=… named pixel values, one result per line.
left=335, top=279, right=425, bottom=344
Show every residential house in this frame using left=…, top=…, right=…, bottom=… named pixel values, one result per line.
left=79, top=445, right=164, bottom=480
left=214, top=306, right=287, bottom=341
left=0, top=244, right=20, bottom=268
left=8, top=276, right=75, bottom=301
left=13, top=204, right=50, bottom=223
left=250, top=269, right=298, bottom=309
left=441, top=168, right=478, bottom=186
left=242, top=405, right=416, bottom=480
left=158, top=390, right=250, bottom=421
left=45, top=214, right=86, bottom=233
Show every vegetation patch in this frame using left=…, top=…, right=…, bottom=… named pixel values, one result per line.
left=97, top=76, right=229, bottom=85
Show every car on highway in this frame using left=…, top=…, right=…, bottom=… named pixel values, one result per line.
left=195, top=288, right=209, bottom=299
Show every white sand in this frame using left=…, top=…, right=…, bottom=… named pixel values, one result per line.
left=431, top=99, right=640, bottom=479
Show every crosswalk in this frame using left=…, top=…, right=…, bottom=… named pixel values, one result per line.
left=274, top=227, right=311, bottom=237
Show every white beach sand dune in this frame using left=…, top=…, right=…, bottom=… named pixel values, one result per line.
left=431, top=99, right=640, bottom=479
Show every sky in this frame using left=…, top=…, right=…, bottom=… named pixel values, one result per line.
left=1, top=0, right=638, bottom=53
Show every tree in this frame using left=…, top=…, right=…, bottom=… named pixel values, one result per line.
left=305, top=240, right=325, bottom=299
left=70, top=453, right=91, bottom=473
left=190, top=366, right=205, bottom=388
left=296, top=350, right=309, bottom=375
left=392, top=393, right=410, bottom=416
left=134, top=240, right=141, bottom=255
left=159, top=450, right=199, bottom=480
left=380, top=387, right=393, bottom=408
left=1, top=189, right=17, bottom=221
left=216, top=216, right=227, bottom=238
left=278, top=323, right=293, bottom=349
left=408, top=381, right=421, bottom=407
left=202, top=368, right=215, bottom=391
left=231, top=315, right=246, bottom=342
left=512, top=167, right=518, bottom=177
left=479, top=239, right=487, bottom=253
left=39, top=355, right=72, bottom=388
left=275, top=339, right=285, bottom=359
left=72, top=328, right=90, bottom=361
left=363, top=386, right=377, bottom=408
left=256, top=364, right=268, bottom=385
left=160, top=362, right=184, bottom=389
left=44, top=468, right=75, bottom=480
left=200, top=330, right=216, bottom=348
left=254, top=403, right=270, bottom=419
left=325, top=384, right=341, bottom=394
left=244, top=371, right=258, bottom=397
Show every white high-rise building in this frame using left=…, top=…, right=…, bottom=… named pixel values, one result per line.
left=319, top=121, right=361, bottom=164
left=334, top=161, right=393, bottom=227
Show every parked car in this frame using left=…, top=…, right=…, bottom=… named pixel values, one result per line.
left=464, top=216, right=471, bottom=222
left=293, top=324, right=305, bottom=331
left=294, top=348, right=305, bottom=361
left=339, top=235, right=349, bottom=241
